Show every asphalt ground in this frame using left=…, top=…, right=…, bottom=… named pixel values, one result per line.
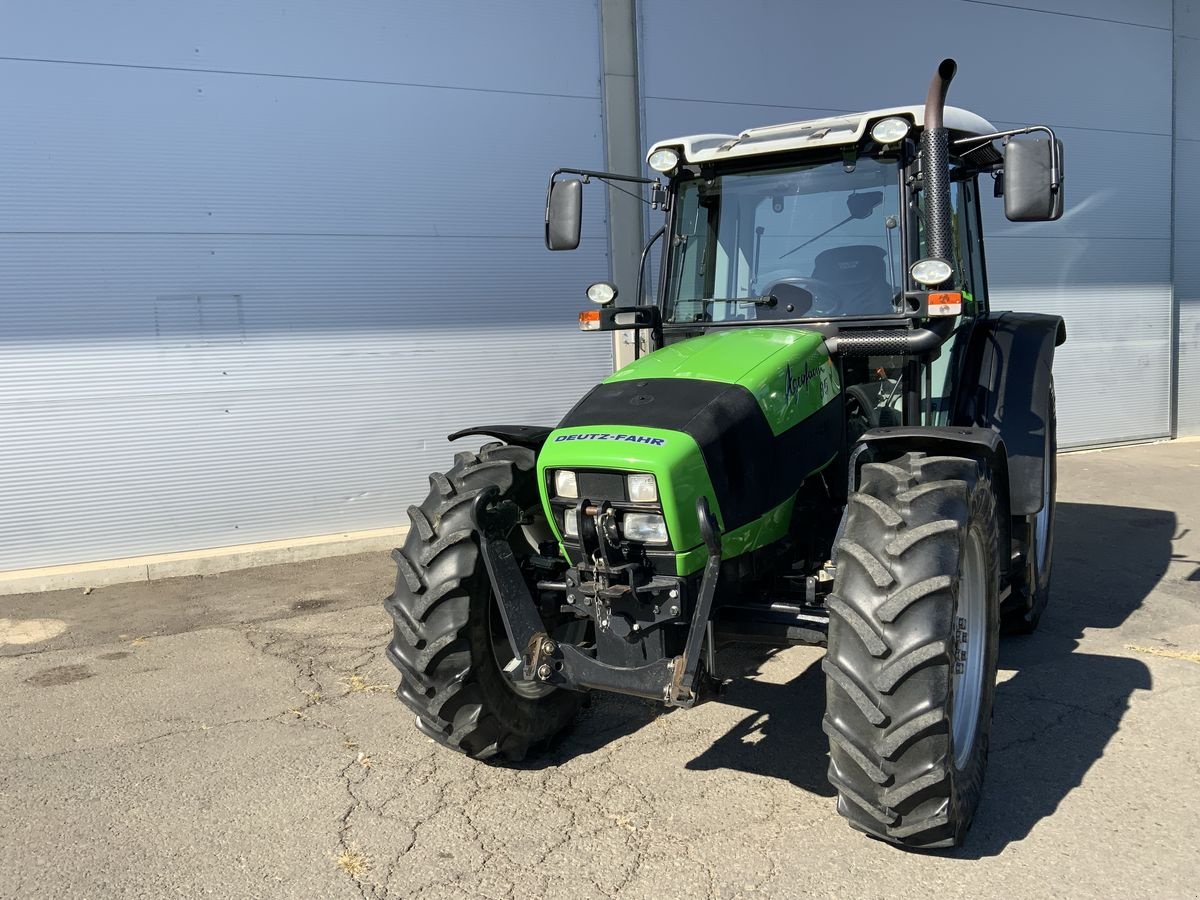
left=1, top=440, right=1198, bottom=899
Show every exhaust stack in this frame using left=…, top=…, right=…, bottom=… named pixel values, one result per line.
left=921, top=59, right=958, bottom=267
left=824, top=59, right=960, bottom=357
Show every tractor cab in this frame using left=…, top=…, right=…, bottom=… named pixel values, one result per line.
left=648, top=105, right=1000, bottom=328
left=547, top=88, right=1061, bottom=445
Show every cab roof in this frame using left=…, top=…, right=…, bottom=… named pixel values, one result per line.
left=648, top=105, right=996, bottom=165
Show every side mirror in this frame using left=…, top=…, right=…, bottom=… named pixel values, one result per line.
left=1004, top=137, right=1064, bottom=222
left=545, top=178, right=582, bottom=251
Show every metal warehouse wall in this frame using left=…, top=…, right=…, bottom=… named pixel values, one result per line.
left=0, top=1, right=612, bottom=570
left=1177, top=0, right=1200, bottom=435
left=638, top=0, right=1177, bottom=449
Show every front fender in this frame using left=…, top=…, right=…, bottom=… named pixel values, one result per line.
left=447, top=425, right=553, bottom=450
left=849, top=424, right=1014, bottom=589
left=953, top=312, right=1064, bottom=517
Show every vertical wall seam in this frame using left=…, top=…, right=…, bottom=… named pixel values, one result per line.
left=1170, top=0, right=1180, bottom=438
left=599, top=0, right=645, bottom=370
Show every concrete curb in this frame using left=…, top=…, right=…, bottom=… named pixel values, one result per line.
left=0, top=526, right=408, bottom=596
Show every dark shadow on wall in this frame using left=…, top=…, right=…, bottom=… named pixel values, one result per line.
left=676, top=501, right=1161, bottom=854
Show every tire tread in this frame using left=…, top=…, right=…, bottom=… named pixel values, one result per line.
left=824, top=451, right=999, bottom=849
left=384, top=444, right=578, bottom=762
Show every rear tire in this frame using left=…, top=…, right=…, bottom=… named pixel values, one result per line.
left=824, top=452, right=1000, bottom=849
left=383, top=442, right=581, bottom=761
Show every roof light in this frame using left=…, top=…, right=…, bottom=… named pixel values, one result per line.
left=648, top=148, right=680, bottom=173
left=911, top=258, right=954, bottom=286
left=586, top=281, right=618, bottom=305
left=870, top=117, right=911, bottom=145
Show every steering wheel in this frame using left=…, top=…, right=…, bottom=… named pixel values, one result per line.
left=759, top=275, right=843, bottom=316
left=845, top=384, right=882, bottom=430
left=845, top=382, right=903, bottom=444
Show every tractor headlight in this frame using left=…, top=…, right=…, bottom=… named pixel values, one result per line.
left=562, top=509, right=580, bottom=538
left=586, top=281, right=618, bottom=305
left=622, top=512, right=668, bottom=544
left=626, top=474, right=658, bottom=503
left=911, top=257, right=954, bottom=286
left=554, top=470, right=579, bottom=499
left=648, top=148, right=680, bottom=173
left=870, top=117, right=911, bottom=145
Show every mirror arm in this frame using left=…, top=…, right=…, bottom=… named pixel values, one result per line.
left=547, top=168, right=664, bottom=213
left=650, top=182, right=669, bottom=211
left=954, top=125, right=1061, bottom=189
left=551, top=167, right=657, bottom=186
left=636, top=226, right=666, bottom=309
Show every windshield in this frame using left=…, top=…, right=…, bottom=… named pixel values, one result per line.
left=664, top=156, right=904, bottom=324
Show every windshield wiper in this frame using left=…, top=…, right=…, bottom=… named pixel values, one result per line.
left=699, top=295, right=778, bottom=307
left=780, top=191, right=885, bottom=259
left=779, top=214, right=855, bottom=258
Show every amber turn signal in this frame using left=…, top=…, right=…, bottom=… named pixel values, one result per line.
left=927, top=292, right=962, bottom=317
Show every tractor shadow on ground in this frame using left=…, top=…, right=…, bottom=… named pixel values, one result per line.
left=685, top=645, right=834, bottom=796
left=683, top=501, right=1166, bottom=855
left=962, top=501, right=1161, bottom=857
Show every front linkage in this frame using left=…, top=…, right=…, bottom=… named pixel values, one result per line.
left=472, top=486, right=722, bottom=708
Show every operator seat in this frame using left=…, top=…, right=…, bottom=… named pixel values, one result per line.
left=811, top=245, right=896, bottom=315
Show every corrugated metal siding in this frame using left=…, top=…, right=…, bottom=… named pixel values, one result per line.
left=639, top=0, right=1174, bottom=449
left=0, top=1, right=611, bottom=570
left=1176, top=18, right=1200, bottom=435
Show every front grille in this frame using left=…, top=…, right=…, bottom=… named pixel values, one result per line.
left=578, top=471, right=627, bottom=501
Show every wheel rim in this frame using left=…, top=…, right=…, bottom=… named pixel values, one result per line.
left=951, top=528, right=987, bottom=769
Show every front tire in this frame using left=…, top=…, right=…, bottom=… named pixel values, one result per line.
left=824, top=452, right=1000, bottom=849
left=384, top=442, right=581, bottom=761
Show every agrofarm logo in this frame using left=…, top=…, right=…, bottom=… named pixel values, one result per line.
left=783, top=360, right=824, bottom=403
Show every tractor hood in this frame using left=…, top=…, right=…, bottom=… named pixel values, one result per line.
left=538, top=327, right=843, bottom=571
left=603, top=327, right=837, bottom=432
left=606, top=327, right=804, bottom=386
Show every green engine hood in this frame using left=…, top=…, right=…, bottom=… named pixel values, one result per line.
left=605, top=327, right=837, bottom=433
left=538, top=326, right=842, bottom=574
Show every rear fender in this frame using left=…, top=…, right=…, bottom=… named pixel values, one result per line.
left=952, top=312, right=1065, bottom=517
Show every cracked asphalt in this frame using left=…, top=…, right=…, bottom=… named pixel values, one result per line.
left=2, top=440, right=1199, bottom=899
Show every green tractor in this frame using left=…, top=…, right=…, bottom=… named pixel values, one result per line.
left=385, top=59, right=1065, bottom=849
